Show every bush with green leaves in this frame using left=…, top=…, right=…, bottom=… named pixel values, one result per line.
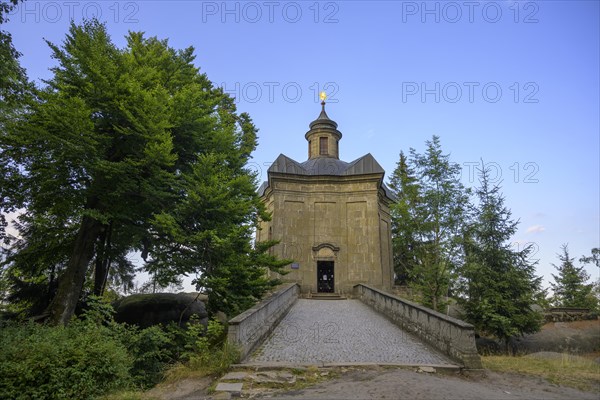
left=0, top=320, right=132, bottom=400
left=0, top=296, right=238, bottom=399
left=81, top=296, right=183, bottom=388
left=185, top=318, right=239, bottom=375
left=114, top=323, right=179, bottom=388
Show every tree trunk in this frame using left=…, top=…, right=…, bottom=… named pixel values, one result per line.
left=93, top=226, right=108, bottom=296
left=93, top=222, right=112, bottom=296
left=48, top=215, right=101, bottom=325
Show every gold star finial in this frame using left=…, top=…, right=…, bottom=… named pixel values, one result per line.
left=319, top=91, right=327, bottom=102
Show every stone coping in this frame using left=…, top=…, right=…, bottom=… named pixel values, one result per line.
left=228, top=283, right=299, bottom=325
left=354, top=284, right=474, bottom=329
left=354, top=284, right=482, bottom=369
left=228, top=283, right=300, bottom=361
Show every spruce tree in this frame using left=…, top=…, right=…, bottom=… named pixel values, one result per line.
left=580, top=248, right=600, bottom=269
left=550, top=245, right=597, bottom=310
left=459, top=161, right=543, bottom=347
left=408, top=136, right=470, bottom=310
left=388, top=151, right=421, bottom=285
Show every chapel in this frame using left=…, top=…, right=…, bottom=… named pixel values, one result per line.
left=256, top=95, right=395, bottom=295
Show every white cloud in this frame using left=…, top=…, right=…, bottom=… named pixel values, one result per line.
left=526, top=225, right=546, bottom=234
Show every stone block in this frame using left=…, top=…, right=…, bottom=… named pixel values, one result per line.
left=221, top=371, right=248, bottom=380
left=215, top=382, right=243, bottom=393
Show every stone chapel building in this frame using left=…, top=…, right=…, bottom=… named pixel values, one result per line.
left=256, top=98, right=395, bottom=295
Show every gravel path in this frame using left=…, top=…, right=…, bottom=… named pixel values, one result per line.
left=248, top=299, right=454, bottom=365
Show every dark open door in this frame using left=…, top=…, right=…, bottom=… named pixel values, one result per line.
left=317, top=261, right=334, bottom=293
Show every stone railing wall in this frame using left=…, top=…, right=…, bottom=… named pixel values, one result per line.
left=227, top=283, right=300, bottom=360
left=354, top=284, right=482, bottom=369
left=544, top=307, right=597, bottom=322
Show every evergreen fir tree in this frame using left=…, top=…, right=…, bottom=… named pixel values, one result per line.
left=550, top=245, right=597, bottom=311
left=407, top=136, right=470, bottom=311
left=388, top=151, right=421, bottom=285
left=459, top=161, right=543, bottom=348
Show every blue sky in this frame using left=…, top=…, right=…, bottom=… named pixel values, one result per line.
left=4, top=0, right=599, bottom=290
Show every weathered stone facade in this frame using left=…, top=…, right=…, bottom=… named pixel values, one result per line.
left=257, top=101, right=395, bottom=295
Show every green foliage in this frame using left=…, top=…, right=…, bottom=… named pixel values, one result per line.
left=122, top=325, right=175, bottom=388
left=579, top=247, right=600, bottom=269
left=550, top=245, right=598, bottom=311
left=183, top=318, right=239, bottom=376
left=0, top=0, right=31, bottom=126
left=0, top=321, right=133, bottom=400
left=82, top=296, right=182, bottom=388
left=146, top=152, right=289, bottom=316
left=388, top=151, right=421, bottom=285
left=0, top=19, right=285, bottom=323
left=0, top=212, right=76, bottom=316
left=389, top=136, right=469, bottom=310
left=390, top=143, right=544, bottom=341
left=0, top=296, right=236, bottom=399
left=458, top=162, right=543, bottom=345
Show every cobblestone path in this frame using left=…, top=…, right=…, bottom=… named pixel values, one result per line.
left=248, top=299, right=455, bottom=365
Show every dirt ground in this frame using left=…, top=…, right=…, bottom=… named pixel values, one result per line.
left=250, top=367, right=599, bottom=400
left=152, top=365, right=598, bottom=400
left=149, top=320, right=600, bottom=400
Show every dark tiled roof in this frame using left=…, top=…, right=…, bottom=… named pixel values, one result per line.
left=259, top=153, right=395, bottom=201
left=257, top=181, right=269, bottom=196
left=267, top=154, right=385, bottom=176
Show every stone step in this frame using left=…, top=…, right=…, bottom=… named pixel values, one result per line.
left=214, top=382, right=243, bottom=396
left=307, top=293, right=347, bottom=300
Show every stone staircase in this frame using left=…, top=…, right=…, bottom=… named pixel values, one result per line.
left=306, top=292, right=346, bottom=300
left=213, top=369, right=300, bottom=399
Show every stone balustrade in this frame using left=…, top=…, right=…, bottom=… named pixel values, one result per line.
left=227, top=283, right=300, bottom=360
left=354, top=284, right=482, bottom=369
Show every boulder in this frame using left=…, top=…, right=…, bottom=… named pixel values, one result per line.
left=113, top=292, right=208, bottom=328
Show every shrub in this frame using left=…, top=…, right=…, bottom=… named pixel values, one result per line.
left=83, top=295, right=182, bottom=389
left=0, top=321, right=132, bottom=400
left=185, top=319, right=239, bottom=375
left=0, top=297, right=232, bottom=399
left=117, top=324, right=176, bottom=388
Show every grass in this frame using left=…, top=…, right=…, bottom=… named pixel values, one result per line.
left=482, top=353, right=600, bottom=391
left=100, top=342, right=240, bottom=400
left=100, top=392, right=150, bottom=400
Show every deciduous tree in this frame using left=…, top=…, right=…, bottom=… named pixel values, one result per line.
left=0, top=20, right=284, bottom=324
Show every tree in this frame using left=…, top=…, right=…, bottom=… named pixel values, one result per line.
left=0, top=0, right=29, bottom=122
left=0, top=0, right=33, bottom=313
left=550, top=244, right=598, bottom=311
left=406, top=136, right=470, bottom=310
left=580, top=248, right=600, bottom=269
left=580, top=248, right=600, bottom=311
left=1, top=0, right=31, bottom=245
left=458, top=162, right=543, bottom=348
left=388, top=151, right=421, bottom=285
left=145, top=152, right=290, bottom=316
left=0, top=20, right=283, bottom=324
